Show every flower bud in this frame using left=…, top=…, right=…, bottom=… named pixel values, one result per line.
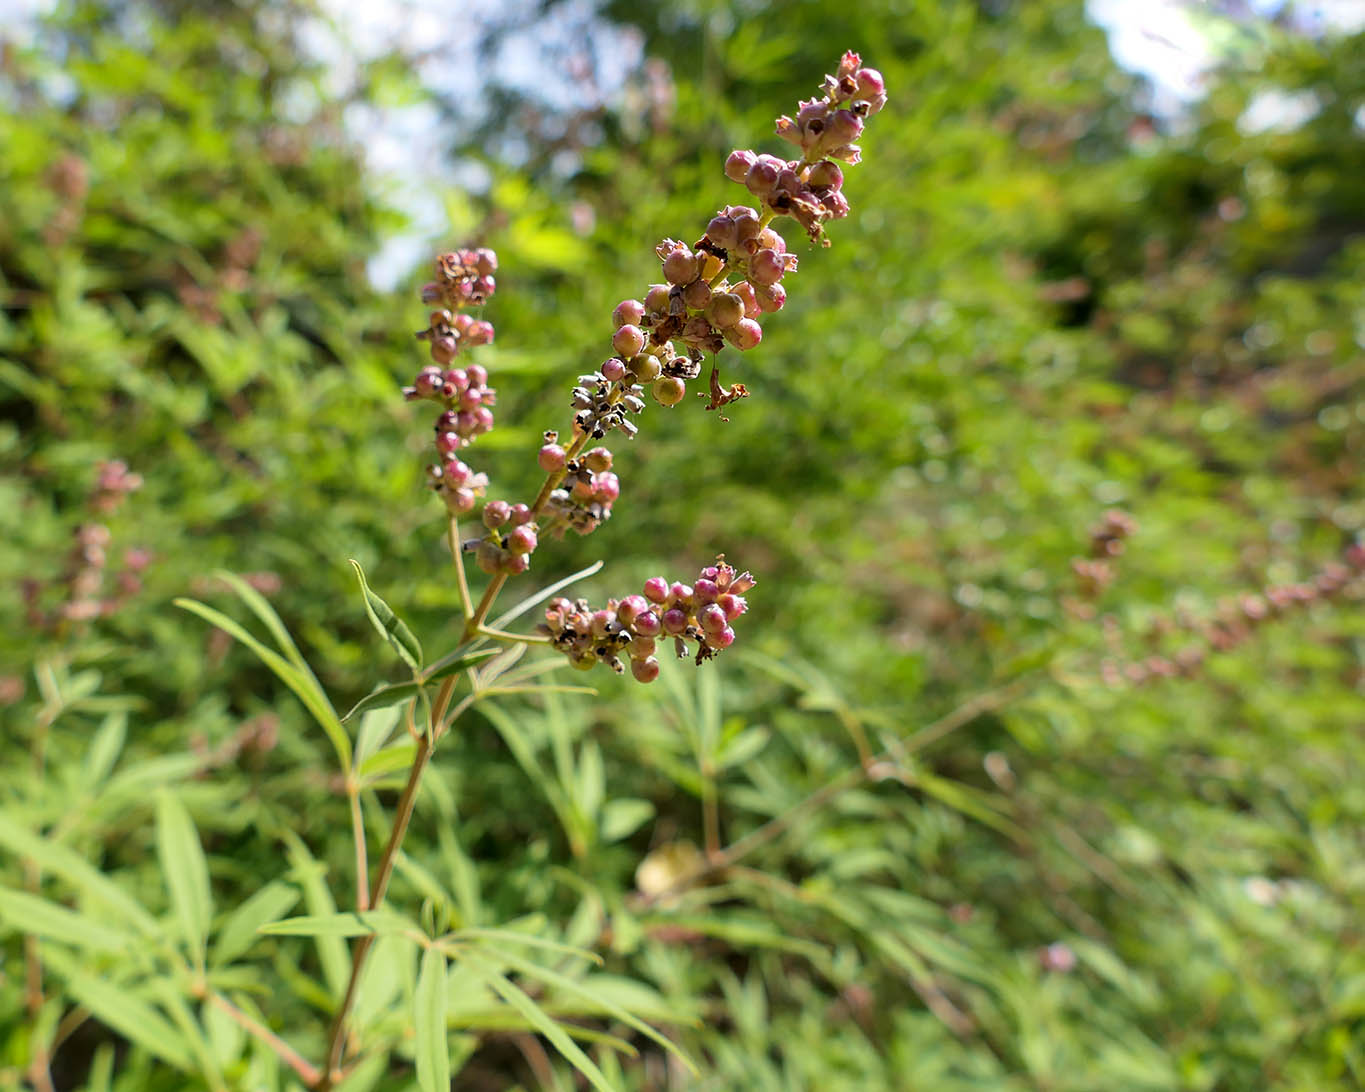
left=694, top=578, right=720, bottom=602
left=627, top=635, right=656, bottom=659
left=745, top=158, right=780, bottom=197
left=855, top=67, right=886, bottom=113
left=644, top=283, right=671, bottom=314
left=661, top=608, right=689, bottom=635
left=602, top=357, right=627, bottom=382
left=474, top=247, right=498, bottom=275
left=643, top=577, right=669, bottom=603
left=632, top=610, right=662, bottom=637
left=698, top=603, right=728, bottom=635
left=467, top=364, right=488, bottom=387
left=754, top=282, right=786, bottom=313
left=807, top=159, right=843, bottom=191
left=616, top=594, right=649, bottom=626
left=466, top=320, right=495, bottom=346
left=590, top=610, right=617, bottom=638
left=509, top=503, right=532, bottom=525
left=430, top=336, right=458, bottom=365
left=483, top=500, right=511, bottom=528
left=825, top=109, right=863, bottom=148
left=709, top=626, right=736, bottom=649
left=706, top=214, right=738, bottom=251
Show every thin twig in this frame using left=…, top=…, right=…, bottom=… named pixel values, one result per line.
left=348, top=790, right=369, bottom=912
left=449, top=514, right=474, bottom=621
left=209, top=991, right=321, bottom=1086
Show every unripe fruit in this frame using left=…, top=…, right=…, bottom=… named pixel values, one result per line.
left=632, top=354, right=662, bottom=382
left=644, top=283, right=671, bottom=313
left=643, top=577, right=669, bottom=603
left=509, top=503, right=532, bottom=525
left=698, top=603, right=728, bottom=635
left=584, top=447, right=613, bottom=472
left=745, top=158, right=780, bottom=196
left=682, top=279, right=711, bottom=310
left=627, top=635, right=656, bottom=660
left=632, top=609, right=662, bottom=637
left=807, top=159, right=843, bottom=191
left=652, top=376, right=686, bottom=406
left=435, top=431, right=461, bottom=455
left=467, top=364, right=488, bottom=387
left=602, top=357, right=627, bottom=382
left=616, top=595, right=648, bottom=626
left=706, top=292, right=745, bottom=329
left=430, top=336, right=458, bottom=364
left=826, top=108, right=863, bottom=146
left=754, top=282, right=786, bottom=313
left=732, top=281, right=761, bottom=319
left=483, top=500, right=511, bottom=528
left=706, top=214, right=738, bottom=251
left=661, top=608, right=689, bottom=635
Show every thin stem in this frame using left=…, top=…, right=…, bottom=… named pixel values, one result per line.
left=209, top=991, right=321, bottom=1087
left=478, top=625, right=550, bottom=644
left=448, top=514, right=473, bottom=620
left=348, top=790, right=369, bottom=912
left=318, top=678, right=446, bottom=1089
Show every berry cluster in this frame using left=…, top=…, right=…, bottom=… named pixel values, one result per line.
left=1099, top=544, right=1364, bottom=686
left=569, top=50, right=884, bottom=439
left=537, top=438, right=620, bottom=537
left=404, top=250, right=501, bottom=516
left=539, top=558, right=755, bottom=683
left=472, top=500, right=539, bottom=575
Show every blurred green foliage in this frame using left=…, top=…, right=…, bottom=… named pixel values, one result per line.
left=2, top=0, right=1363, bottom=1089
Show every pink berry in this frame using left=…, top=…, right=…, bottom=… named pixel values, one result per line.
left=706, top=292, right=744, bottom=329
left=745, top=158, right=780, bottom=197
left=612, top=324, right=646, bottom=358
left=602, top=357, right=627, bottom=382
left=613, top=299, right=646, bottom=327
left=591, top=472, right=620, bottom=503
left=717, top=593, right=747, bottom=620
left=467, top=320, right=495, bottom=346
left=682, top=278, right=711, bottom=310
left=710, top=626, right=736, bottom=649
left=483, top=500, right=511, bottom=528
left=661, top=608, right=689, bottom=635
left=698, top=603, right=727, bottom=635
left=644, top=283, right=672, bottom=314
left=628, top=635, right=656, bottom=660
left=466, top=364, right=488, bottom=387
left=507, top=524, right=538, bottom=555
left=694, top=578, right=719, bottom=602
left=538, top=443, right=567, bottom=472
left=807, top=160, right=843, bottom=191
left=749, top=249, right=785, bottom=286
left=632, top=609, right=661, bottom=637
left=725, top=318, right=762, bottom=351
left=643, top=577, right=669, bottom=603
left=662, top=247, right=700, bottom=286
left=584, top=447, right=613, bottom=472
left=435, top=431, right=461, bottom=455
left=724, top=149, right=756, bottom=183
left=630, top=656, right=660, bottom=684
left=669, top=582, right=693, bottom=605
left=616, top=595, right=648, bottom=626
left=732, top=281, right=760, bottom=319
left=590, top=610, right=617, bottom=638
left=754, top=282, right=786, bottom=313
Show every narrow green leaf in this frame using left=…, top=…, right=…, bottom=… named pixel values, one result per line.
left=83, top=712, right=128, bottom=786
left=600, top=799, right=655, bottom=843
left=355, top=707, right=402, bottom=765
left=350, top=559, right=423, bottom=672
left=259, top=910, right=420, bottom=938
left=468, top=959, right=619, bottom=1092
left=213, top=881, right=298, bottom=966
left=414, top=947, right=450, bottom=1092
left=0, top=814, right=157, bottom=936
left=493, top=950, right=698, bottom=1076
left=0, top=888, right=131, bottom=952
left=211, top=570, right=311, bottom=676
left=450, top=929, right=602, bottom=963
left=44, top=958, right=193, bottom=1071
left=486, top=559, right=604, bottom=632
left=358, top=741, right=419, bottom=784
left=176, top=597, right=350, bottom=773
left=421, top=647, right=501, bottom=684
left=283, top=834, right=350, bottom=997
left=156, top=790, right=212, bottom=964
left=341, top=681, right=422, bottom=724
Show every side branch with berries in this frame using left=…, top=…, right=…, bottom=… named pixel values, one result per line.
left=402, top=51, right=886, bottom=681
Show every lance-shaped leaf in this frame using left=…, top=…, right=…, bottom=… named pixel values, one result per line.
left=351, top=559, right=422, bottom=673
left=259, top=909, right=421, bottom=939
left=414, top=947, right=451, bottom=1092
left=0, top=888, right=132, bottom=952
left=156, top=790, right=213, bottom=965
left=175, top=597, right=350, bottom=774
